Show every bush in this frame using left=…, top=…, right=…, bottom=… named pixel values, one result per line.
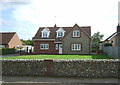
left=98, top=41, right=103, bottom=43
left=92, top=43, right=99, bottom=50
left=104, top=43, right=112, bottom=47
left=0, top=48, right=15, bottom=55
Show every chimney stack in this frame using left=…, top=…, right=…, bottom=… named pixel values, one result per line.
left=54, top=24, right=57, bottom=27
left=117, top=23, right=120, bottom=33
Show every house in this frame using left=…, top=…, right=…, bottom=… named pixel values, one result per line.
left=102, top=24, right=120, bottom=58
left=0, top=32, right=22, bottom=48
left=103, top=24, right=120, bottom=46
left=33, top=24, right=91, bottom=54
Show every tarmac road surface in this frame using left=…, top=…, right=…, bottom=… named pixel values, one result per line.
left=1, top=76, right=120, bottom=85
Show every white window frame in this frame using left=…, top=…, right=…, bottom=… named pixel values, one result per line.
left=56, top=27, right=66, bottom=38
left=42, top=32, right=48, bottom=38
left=41, top=28, right=50, bottom=38
left=40, top=44, right=49, bottom=49
left=57, top=32, right=64, bottom=37
left=71, top=44, right=81, bottom=51
left=73, top=30, right=80, bottom=37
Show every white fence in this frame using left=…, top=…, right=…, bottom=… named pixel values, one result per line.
left=103, top=46, right=119, bottom=59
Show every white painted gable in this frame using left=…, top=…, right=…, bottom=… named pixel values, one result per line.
left=56, top=27, right=66, bottom=32
left=56, top=27, right=66, bottom=38
left=41, top=27, right=50, bottom=32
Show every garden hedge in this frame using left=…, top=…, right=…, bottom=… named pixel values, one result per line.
left=0, top=48, right=15, bottom=55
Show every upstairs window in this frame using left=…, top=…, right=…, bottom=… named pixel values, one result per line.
left=71, top=44, right=81, bottom=51
left=42, top=32, right=48, bottom=38
left=58, top=32, right=64, bottom=37
left=41, top=28, right=50, bottom=38
left=56, top=27, right=65, bottom=38
left=73, top=30, right=80, bottom=37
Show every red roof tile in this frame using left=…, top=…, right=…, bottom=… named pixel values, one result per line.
left=33, top=25, right=91, bottom=40
left=0, top=32, right=16, bottom=44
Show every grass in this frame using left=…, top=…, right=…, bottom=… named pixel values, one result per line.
left=1, top=54, right=114, bottom=59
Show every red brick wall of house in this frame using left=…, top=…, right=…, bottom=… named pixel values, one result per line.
left=34, top=41, right=58, bottom=54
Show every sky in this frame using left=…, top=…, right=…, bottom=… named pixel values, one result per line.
left=0, top=0, right=120, bottom=40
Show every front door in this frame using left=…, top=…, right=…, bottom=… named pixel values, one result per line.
left=59, top=44, right=62, bottom=54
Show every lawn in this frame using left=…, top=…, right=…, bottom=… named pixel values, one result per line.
left=1, top=54, right=114, bottom=59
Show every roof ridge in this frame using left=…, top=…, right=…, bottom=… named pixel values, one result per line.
left=39, top=26, right=90, bottom=28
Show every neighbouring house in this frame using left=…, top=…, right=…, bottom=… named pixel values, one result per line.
left=33, top=24, right=91, bottom=54
left=102, top=24, right=120, bottom=58
left=0, top=32, right=22, bottom=48
left=103, top=24, right=120, bottom=46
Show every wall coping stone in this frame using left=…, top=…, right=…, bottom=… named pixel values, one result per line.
left=0, top=59, right=119, bottom=61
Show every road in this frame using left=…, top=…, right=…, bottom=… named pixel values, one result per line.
left=1, top=76, right=120, bottom=85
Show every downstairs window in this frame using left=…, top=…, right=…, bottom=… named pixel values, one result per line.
left=40, top=44, right=49, bottom=49
left=71, top=44, right=81, bottom=51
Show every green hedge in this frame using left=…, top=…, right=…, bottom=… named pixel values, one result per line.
left=104, top=43, right=112, bottom=47
left=0, top=48, right=15, bottom=55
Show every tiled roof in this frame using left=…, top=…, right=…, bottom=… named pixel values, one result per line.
left=33, top=27, right=72, bottom=39
left=104, top=32, right=117, bottom=42
left=33, top=24, right=91, bottom=40
left=0, top=32, right=16, bottom=44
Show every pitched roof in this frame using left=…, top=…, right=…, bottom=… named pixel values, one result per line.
left=33, top=24, right=91, bottom=41
left=0, top=32, right=16, bottom=45
left=33, top=27, right=72, bottom=39
left=104, top=32, right=117, bottom=42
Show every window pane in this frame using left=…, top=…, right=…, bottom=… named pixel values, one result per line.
left=77, top=44, right=80, bottom=50
left=72, top=44, right=74, bottom=49
left=77, top=31, right=79, bottom=36
left=43, top=32, right=48, bottom=37
left=75, top=44, right=77, bottom=49
left=58, top=32, right=63, bottom=37
left=41, top=45, right=43, bottom=48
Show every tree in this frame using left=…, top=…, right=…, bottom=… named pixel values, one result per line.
left=92, top=32, right=104, bottom=49
left=21, top=39, right=34, bottom=46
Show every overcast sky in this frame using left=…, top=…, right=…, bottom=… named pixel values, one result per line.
left=0, top=0, right=119, bottom=40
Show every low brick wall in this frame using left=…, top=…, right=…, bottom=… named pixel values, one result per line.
left=1, top=59, right=120, bottom=78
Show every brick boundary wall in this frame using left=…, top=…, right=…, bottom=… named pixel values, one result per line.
left=1, top=59, right=120, bottom=78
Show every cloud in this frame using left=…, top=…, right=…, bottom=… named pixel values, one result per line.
left=1, top=0, right=119, bottom=40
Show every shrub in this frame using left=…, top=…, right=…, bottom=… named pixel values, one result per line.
left=98, top=41, right=103, bottom=43
left=0, top=48, right=15, bottom=55
left=104, top=43, right=112, bottom=47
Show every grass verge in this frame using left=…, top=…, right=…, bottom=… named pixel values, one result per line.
left=1, top=54, right=114, bottom=59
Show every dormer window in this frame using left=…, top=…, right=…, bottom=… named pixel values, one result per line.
left=58, top=32, right=63, bottom=37
left=56, top=27, right=65, bottom=38
left=42, top=32, right=48, bottom=37
left=73, top=30, right=80, bottom=37
left=41, top=28, right=50, bottom=38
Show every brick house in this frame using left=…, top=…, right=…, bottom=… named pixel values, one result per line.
left=0, top=32, right=22, bottom=48
left=33, top=24, right=91, bottom=54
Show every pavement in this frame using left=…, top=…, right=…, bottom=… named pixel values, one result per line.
left=0, top=54, right=20, bottom=57
left=1, top=76, right=120, bottom=85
